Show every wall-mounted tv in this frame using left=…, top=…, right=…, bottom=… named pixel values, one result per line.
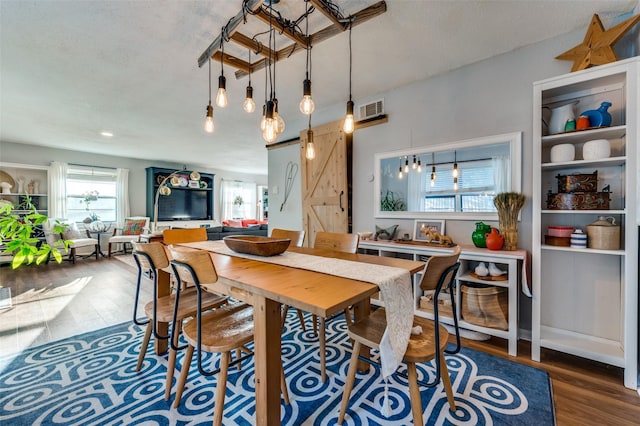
left=157, top=189, right=210, bottom=221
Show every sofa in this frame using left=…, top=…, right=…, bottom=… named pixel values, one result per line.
left=206, top=224, right=268, bottom=241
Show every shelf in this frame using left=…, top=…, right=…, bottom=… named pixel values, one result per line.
left=540, top=326, right=624, bottom=367
left=457, top=273, right=510, bottom=288
left=541, top=156, right=625, bottom=171
left=541, top=125, right=626, bottom=146
left=541, top=209, right=625, bottom=215
left=540, top=244, right=625, bottom=256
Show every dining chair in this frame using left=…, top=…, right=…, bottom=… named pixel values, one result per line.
left=162, top=227, right=208, bottom=244
left=131, top=242, right=227, bottom=401
left=167, top=247, right=290, bottom=426
left=270, top=228, right=307, bottom=331
left=107, top=216, right=150, bottom=257
left=311, top=231, right=360, bottom=382
left=338, top=246, right=462, bottom=425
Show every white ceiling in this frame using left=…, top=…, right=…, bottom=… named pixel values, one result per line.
left=1, top=0, right=638, bottom=175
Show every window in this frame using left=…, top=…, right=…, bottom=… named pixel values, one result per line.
left=424, top=159, right=497, bottom=212
left=66, top=165, right=117, bottom=223
left=220, top=180, right=257, bottom=220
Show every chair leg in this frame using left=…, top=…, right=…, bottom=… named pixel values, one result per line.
left=108, top=243, right=112, bottom=257
left=280, top=360, right=290, bottom=405
left=407, top=362, right=424, bottom=426
left=296, top=309, right=307, bottom=331
left=165, top=321, right=182, bottom=400
left=213, top=352, right=231, bottom=426
left=281, top=305, right=290, bottom=329
left=70, top=248, right=76, bottom=264
left=173, top=344, right=194, bottom=408
left=319, top=317, right=326, bottom=382
left=95, top=244, right=99, bottom=260
left=440, top=352, right=456, bottom=412
left=136, top=322, right=152, bottom=372
left=338, top=340, right=361, bottom=425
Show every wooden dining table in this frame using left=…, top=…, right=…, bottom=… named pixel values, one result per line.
left=156, top=241, right=424, bottom=425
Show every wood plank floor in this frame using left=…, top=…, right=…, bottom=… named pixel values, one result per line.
left=1, top=257, right=639, bottom=425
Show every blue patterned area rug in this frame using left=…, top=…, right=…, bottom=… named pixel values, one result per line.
left=0, top=312, right=555, bottom=425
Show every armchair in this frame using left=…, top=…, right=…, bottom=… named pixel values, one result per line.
left=107, top=217, right=150, bottom=257
left=42, top=219, right=99, bottom=264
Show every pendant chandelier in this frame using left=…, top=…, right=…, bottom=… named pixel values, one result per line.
left=343, top=20, right=354, bottom=134
left=216, top=37, right=228, bottom=108
left=204, top=57, right=214, bottom=133
left=243, top=49, right=255, bottom=113
left=299, top=0, right=314, bottom=115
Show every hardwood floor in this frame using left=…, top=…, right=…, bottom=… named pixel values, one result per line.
left=1, top=258, right=638, bottom=425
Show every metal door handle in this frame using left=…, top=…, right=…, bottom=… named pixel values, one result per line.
left=339, top=190, right=344, bottom=211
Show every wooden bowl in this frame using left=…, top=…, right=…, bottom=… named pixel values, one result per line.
left=223, top=235, right=291, bottom=256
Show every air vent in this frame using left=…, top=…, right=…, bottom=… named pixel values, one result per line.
left=358, top=99, right=384, bottom=121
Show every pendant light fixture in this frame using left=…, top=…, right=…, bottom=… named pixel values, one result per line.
left=404, top=157, right=409, bottom=173
left=243, top=50, right=256, bottom=113
left=299, top=1, right=314, bottom=115
left=430, top=152, right=436, bottom=187
left=452, top=151, right=459, bottom=178
left=262, top=8, right=278, bottom=143
left=398, top=159, right=403, bottom=179
left=343, top=21, right=354, bottom=134
left=204, top=57, right=215, bottom=133
left=412, top=155, right=417, bottom=170
left=216, top=37, right=228, bottom=108
left=417, top=157, right=422, bottom=173
left=305, top=115, right=315, bottom=160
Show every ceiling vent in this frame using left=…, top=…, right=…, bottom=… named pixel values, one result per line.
left=358, top=99, right=384, bottom=121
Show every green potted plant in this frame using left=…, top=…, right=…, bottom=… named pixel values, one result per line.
left=0, top=194, right=70, bottom=269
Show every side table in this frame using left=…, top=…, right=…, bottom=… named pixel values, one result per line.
left=87, top=231, right=112, bottom=257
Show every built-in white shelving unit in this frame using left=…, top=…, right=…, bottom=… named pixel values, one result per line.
left=532, top=57, right=638, bottom=389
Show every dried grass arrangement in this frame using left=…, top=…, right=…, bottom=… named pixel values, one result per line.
left=493, top=192, right=526, bottom=250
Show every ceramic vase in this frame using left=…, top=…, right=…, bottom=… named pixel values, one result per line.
left=472, top=222, right=491, bottom=248
left=485, top=228, right=504, bottom=251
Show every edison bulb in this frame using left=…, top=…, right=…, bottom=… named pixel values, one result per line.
left=343, top=114, right=354, bottom=133
left=243, top=97, right=255, bottom=113
left=306, top=141, right=316, bottom=160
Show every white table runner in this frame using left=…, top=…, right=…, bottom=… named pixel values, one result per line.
left=189, top=240, right=414, bottom=382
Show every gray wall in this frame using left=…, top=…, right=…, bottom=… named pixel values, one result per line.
left=267, top=15, right=639, bottom=332
left=0, top=141, right=267, bottom=221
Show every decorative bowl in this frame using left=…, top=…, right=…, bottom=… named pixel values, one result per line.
left=582, top=139, right=610, bottom=161
left=550, top=144, right=575, bottom=163
left=223, top=235, right=291, bottom=256
left=548, top=226, right=574, bottom=237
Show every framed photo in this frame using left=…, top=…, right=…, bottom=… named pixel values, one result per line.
left=413, top=220, right=445, bottom=241
left=188, top=180, right=200, bottom=188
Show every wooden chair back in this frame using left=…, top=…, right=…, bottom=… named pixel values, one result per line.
left=313, top=231, right=359, bottom=254
left=271, top=228, right=305, bottom=247
left=132, top=242, right=170, bottom=269
left=163, top=228, right=207, bottom=245
left=418, top=246, right=461, bottom=292
left=167, top=246, right=219, bottom=285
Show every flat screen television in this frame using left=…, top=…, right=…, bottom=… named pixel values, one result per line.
left=157, top=189, right=210, bottom=221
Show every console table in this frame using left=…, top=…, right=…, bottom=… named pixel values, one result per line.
left=358, top=240, right=530, bottom=356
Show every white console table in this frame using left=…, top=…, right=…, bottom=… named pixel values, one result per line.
left=358, top=240, right=530, bottom=356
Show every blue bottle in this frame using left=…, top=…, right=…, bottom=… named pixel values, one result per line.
left=579, top=102, right=612, bottom=128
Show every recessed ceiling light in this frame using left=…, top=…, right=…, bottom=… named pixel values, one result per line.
left=100, top=131, right=114, bottom=137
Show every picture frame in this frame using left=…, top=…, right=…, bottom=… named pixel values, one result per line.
left=188, top=180, right=200, bottom=188
left=413, top=220, right=445, bottom=241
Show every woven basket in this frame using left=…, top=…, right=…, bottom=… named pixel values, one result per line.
left=461, top=284, right=508, bottom=330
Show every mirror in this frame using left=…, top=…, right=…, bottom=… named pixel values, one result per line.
left=374, top=132, right=522, bottom=220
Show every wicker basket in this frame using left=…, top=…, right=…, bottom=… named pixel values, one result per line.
left=461, top=284, right=508, bottom=330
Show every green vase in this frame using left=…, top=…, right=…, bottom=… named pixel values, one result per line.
left=472, top=221, right=491, bottom=248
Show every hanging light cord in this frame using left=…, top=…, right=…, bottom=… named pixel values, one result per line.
left=348, top=19, right=352, bottom=102
left=208, top=58, right=212, bottom=103
left=247, top=50, right=251, bottom=85
left=305, top=0, right=310, bottom=80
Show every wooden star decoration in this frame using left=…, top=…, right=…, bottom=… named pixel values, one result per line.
left=556, top=13, right=640, bottom=72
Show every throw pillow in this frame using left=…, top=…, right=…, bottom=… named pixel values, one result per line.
left=374, top=224, right=398, bottom=241
left=122, top=218, right=147, bottom=235
left=63, top=222, right=83, bottom=240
